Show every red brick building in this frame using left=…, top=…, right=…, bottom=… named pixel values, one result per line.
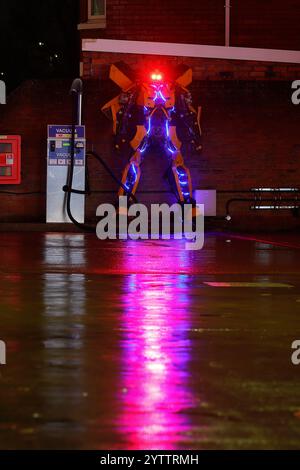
left=77, top=0, right=300, bottom=229
left=1, top=0, right=300, bottom=227
left=79, top=0, right=300, bottom=81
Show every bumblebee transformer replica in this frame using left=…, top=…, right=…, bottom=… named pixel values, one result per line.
left=102, top=63, right=202, bottom=213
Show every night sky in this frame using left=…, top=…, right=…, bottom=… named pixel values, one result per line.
left=0, top=0, right=79, bottom=92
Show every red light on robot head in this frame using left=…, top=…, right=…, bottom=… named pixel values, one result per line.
left=151, top=72, right=163, bottom=81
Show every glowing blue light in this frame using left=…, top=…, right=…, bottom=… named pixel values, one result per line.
left=147, top=117, right=152, bottom=135
left=140, top=142, right=147, bottom=153
left=124, top=163, right=138, bottom=192
left=165, top=121, right=178, bottom=154
left=158, top=91, right=167, bottom=102
left=131, top=164, right=137, bottom=177
left=153, top=87, right=167, bottom=103
left=176, top=168, right=190, bottom=197
left=167, top=145, right=176, bottom=154
left=165, top=120, right=169, bottom=137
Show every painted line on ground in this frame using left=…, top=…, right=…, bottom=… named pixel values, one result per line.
left=204, top=282, right=294, bottom=288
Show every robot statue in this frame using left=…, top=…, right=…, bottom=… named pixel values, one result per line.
left=102, top=62, right=202, bottom=217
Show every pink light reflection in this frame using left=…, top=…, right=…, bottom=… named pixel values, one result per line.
left=118, top=273, right=194, bottom=450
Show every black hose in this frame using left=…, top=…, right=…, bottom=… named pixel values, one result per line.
left=86, top=151, right=137, bottom=204
left=63, top=91, right=138, bottom=232
left=65, top=93, right=95, bottom=232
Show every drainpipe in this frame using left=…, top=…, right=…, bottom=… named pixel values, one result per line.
left=225, top=0, right=231, bottom=47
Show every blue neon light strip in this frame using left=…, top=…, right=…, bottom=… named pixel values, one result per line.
left=165, top=120, right=169, bottom=137
left=165, top=119, right=178, bottom=154
left=131, top=163, right=137, bottom=177
left=140, top=142, right=147, bottom=153
left=124, top=163, right=138, bottom=192
left=147, top=117, right=152, bottom=135
left=158, top=90, right=167, bottom=102
left=177, top=167, right=190, bottom=197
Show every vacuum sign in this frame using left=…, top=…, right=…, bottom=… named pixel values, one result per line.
left=48, top=126, right=85, bottom=139
left=47, top=125, right=85, bottom=167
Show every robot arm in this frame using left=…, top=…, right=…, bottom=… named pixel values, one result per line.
left=175, top=86, right=202, bottom=152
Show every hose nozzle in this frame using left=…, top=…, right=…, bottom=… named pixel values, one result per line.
left=70, top=78, right=83, bottom=95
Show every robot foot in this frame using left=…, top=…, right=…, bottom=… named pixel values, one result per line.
left=115, top=196, right=136, bottom=219
left=180, top=199, right=202, bottom=231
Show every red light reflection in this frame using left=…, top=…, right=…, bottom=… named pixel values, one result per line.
left=118, top=273, right=194, bottom=450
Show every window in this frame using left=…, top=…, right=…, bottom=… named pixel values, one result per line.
left=78, top=0, right=106, bottom=30
left=89, top=0, right=106, bottom=19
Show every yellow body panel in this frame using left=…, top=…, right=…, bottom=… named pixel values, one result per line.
left=101, top=96, right=121, bottom=135
left=130, top=125, right=147, bottom=150
left=118, top=150, right=142, bottom=197
left=169, top=126, right=182, bottom=150
left=109, top=64, right=134, bottom=91
left=176, top=68, right=193, bottom=88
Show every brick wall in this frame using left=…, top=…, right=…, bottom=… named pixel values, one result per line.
left=80, top=0, right=300, bottom=86
left=231, top=0, right=300, bottom=51
left=0, top=80, right=72, bottom=222
left=80, top=1, right=300, bottom=83
left=1, top=78, right=300, bottom=230
left=82, top=52, right=300, bottom=81
left=80, top=0, right=300, bottom=50
left=80, top=0, right=225, bottom=45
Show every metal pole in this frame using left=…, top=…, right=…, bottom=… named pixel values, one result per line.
left=225, top=0, right=231, bottom=47
left=78, top=92, right=82, bottom=126
left=70, top=78, right=83, bottom=125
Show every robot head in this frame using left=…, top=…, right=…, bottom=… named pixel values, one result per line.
left=149, top=70, right=164, bottom=84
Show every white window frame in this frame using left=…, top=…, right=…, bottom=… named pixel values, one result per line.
left=78, top=0, right=106, bottom=30
left=88, top=0, right=106, bottom=20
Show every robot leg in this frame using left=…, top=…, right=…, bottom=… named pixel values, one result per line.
left=171, top=151, right=193, bottom=203
left=118, top=124, right=147, bottom=200
left=118, top=149, right=142, bottom=198
left=167, top=125, right=193, bottom=203
left=167, top=125, right=200, bottom=221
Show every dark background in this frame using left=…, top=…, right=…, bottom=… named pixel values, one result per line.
left=0, top=0, right=79, bottom=92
